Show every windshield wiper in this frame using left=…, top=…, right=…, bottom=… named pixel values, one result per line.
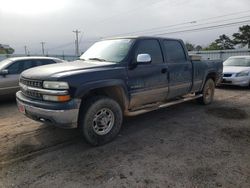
left=88, top=58, right=107, bottom=62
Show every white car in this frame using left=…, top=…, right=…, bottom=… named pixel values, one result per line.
left=221, top=56, right=250, bottom=87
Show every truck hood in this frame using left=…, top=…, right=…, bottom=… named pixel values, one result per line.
left=21, top=60, right=118, bottom=80
left=223, top=66, right=250, bottom=74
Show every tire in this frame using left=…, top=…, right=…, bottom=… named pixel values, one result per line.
left=197, top=78, right=215, bottom=105
left=79, top=96, right=123, bottom=146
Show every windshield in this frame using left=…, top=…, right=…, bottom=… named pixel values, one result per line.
left=223, top=57, right=250, bottom=67
left=0, top=59, right=12, bottom=70
left=80, top=39, right=134, bottom=63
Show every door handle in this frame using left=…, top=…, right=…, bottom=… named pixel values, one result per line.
left=161, top=68, right=167, bottom=74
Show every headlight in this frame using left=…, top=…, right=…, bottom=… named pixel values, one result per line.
left=43, top=81, right=69, bottom=89
left=236, top=71, right=249, bottom=77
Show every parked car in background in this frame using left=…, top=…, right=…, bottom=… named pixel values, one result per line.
left=221, top=56, right=250, bottom=87
left=0, top=57, right=64, bottom=96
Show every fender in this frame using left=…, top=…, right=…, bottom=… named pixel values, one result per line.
left=201, top=70, right=218, bottom=90
left=75, top=79, right=130, bottom=108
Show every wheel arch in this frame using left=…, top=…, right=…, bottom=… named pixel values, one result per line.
left=75, top=80, right=129, bottom=111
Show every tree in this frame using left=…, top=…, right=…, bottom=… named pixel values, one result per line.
left=195, top=45, right=202, bottom=51
left=6, top=47, right=15, bottom=54
left=204, top=42, right=222, bottom=50
left=0, top=44, right=15, bottom=54
left=233, top=25, right=250, bottom=48
left=185, top=42, right=195, bottom=51
left=215, top=34, right=235, bottom=49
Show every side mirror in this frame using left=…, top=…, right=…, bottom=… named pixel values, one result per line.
left=136, top=54, right=152, bottom=64
left=0, top=69, right=8, bottom=76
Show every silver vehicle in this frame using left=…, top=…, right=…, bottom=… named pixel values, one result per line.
left=0, top=57, right=64, bottom=96
left=221, top=56, right=250, bottom=87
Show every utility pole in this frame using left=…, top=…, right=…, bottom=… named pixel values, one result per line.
left=24, top=45, right=28, bottom=56
left=40, top=42, right=45, bottom=55
left=73, top=30, right=80, bottom=57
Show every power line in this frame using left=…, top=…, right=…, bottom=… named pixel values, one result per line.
left=105, top=9, right=250, bottom=37
left=137, top=15, right=250, bottom=36
left=47, top=42, right=75, bottom=51
left=154, top=19, right=250, bottom=36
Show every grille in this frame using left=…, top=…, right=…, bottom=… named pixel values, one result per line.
left=21, top=88, right=43, bottom=100
left=223, top=74, right=232, bottom=77
left=20, top=77, right=43, bottom=100
left=20, top=77, right=43, bottom=88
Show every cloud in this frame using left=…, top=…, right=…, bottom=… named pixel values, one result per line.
left=0, top=0, right=249, bottom=54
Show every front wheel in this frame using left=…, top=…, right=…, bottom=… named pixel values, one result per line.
left=79, top=96, right=123, bottom=146
left=197, top=78, right=215, bottom=105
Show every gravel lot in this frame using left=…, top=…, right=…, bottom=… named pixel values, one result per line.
left=0, top=87, right=250, bottom=188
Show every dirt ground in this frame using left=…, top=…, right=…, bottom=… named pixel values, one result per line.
left=0, top=86, right=250, bottom=188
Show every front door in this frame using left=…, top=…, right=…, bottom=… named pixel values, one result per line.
left=0, top=73, right=20, bottom=95
left=0, top=59, right=36, bottom=95
left=127, top=39, right=168, bottom=109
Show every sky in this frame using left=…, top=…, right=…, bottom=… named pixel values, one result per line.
left=0, top=0, right=250, bottom=55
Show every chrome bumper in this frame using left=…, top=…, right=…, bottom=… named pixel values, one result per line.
left=16, top=96, right=80, bottom=129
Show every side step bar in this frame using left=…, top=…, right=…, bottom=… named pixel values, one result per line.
left=125, top=94, right=203, bottom=116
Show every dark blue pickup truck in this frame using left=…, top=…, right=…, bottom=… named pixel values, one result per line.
left=16, top=36, right=223, bottom=145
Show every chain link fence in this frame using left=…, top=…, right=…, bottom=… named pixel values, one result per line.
left=189, top=49, right=250, bottom=61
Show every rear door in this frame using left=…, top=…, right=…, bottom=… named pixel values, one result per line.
left=163, top=40, right=192, bottom=99
left=127, top=39, right=169, bottom=109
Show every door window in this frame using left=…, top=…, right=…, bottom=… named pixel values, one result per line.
left=7, top=60, right=36, bottom=74
left=135, top=40, right=163, bottom=64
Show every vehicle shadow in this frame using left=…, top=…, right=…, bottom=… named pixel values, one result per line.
left=0, top=95, right=16, bottom=104
left=1, top=101, right=194, bottom=165
left=217, top=85, right=249, bottom=91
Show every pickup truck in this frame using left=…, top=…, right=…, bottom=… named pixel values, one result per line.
left=16, top=36, right=223, bottom=145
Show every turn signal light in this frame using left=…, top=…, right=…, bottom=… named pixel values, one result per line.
left=43, top=95, right=71, bottom=102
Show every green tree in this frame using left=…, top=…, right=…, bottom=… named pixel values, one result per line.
left=6, top=47, right=15, bottom=54
left=204, top=42, right=222, bottom=50
left=0, top=45, right=15, bottom=54
left=233, top=25, right=250, bottom=48
left=185, top=42, right=195, bottom=51
left=215, top=34, right=235, bottom=49
left=195, top=45, right=203, bottom=51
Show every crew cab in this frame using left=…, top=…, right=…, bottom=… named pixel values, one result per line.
left=16, top=36, right=223, bottom=145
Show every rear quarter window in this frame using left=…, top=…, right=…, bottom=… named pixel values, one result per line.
left=163, top=40, right=186, bottom=63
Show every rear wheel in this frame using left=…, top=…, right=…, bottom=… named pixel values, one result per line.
left=79, top=96, right=123, bottom=146
left=197, top=78, right=215, bottom=105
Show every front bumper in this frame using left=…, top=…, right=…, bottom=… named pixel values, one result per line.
left=220, top=76, right=250, bottom=87
left=16, top=91, right=81, bottom=128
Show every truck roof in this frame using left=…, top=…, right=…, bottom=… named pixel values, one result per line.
left=104, top=36, right=181, bottom=41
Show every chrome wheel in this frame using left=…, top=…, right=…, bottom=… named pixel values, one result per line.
left=92, top=108, right=115, bottom=135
